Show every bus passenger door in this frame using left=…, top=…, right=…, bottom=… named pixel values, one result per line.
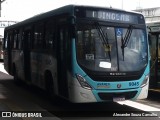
left=23, top=30, right=31, bottom=82
left=149, top=33, right=160, bottom=88
left=57, top=25, right=69, bottom=98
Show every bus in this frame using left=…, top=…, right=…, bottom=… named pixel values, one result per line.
left=147, top=21, right=160, bottom=89
left=3, top=5, right=150, bottom=103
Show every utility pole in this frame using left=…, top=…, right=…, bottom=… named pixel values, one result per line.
left=0, top=0, right=6, bottom=17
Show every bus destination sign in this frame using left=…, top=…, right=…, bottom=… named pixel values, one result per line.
left=86, top=10, right=138, bottom=23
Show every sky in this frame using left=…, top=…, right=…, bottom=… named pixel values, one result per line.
left=1, top=0, right=160, bottom=21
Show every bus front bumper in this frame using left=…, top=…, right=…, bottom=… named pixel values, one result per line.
left=68, top=80, right=149, bottom=103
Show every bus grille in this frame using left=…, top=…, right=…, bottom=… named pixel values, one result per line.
left=89, top=75, right=141, bottom=81
left=80, top=66, right=145, bottom=81
left=98, top=91, right=138, bottom=101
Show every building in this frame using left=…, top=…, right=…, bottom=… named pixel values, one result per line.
left=134, top=7, right=160, bottom=23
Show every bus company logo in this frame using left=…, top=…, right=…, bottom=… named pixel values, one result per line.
left=110, top=72, right=126, bottom=76
left=97, top=83, right=110, bottom=89
left=117, top=84, right=122, bottom=89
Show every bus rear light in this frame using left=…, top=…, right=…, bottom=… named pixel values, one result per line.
left=76, top=74, right=92, bottom=90
left=140, top=75, right=149, bottom=88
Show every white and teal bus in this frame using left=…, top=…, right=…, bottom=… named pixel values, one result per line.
left=3, top=5, right=149, bottom=103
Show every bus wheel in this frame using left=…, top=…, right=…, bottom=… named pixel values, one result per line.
left=45, top=72, right=55, bottom=98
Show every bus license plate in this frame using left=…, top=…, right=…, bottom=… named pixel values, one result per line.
left=113, top=97, right=125, bottom=102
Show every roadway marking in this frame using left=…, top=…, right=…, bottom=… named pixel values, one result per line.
left=117, top=100, right=160, bottom=111
left=149, top=89, right=160, bottom=92
left=0, top=63, right=8, bottom=74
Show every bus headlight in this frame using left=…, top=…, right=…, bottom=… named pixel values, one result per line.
left=76, top=74, right=92, bottom=90
left=140, top=75, right=149, bottom=88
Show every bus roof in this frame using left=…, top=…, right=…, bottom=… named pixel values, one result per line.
left=5, top=5, right=74, bottom=30
left=5, top=4, right=144, bottom=30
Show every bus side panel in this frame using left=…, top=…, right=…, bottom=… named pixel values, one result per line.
left=30, top=52, right=59, bottom=94
left=3, top=49, right=9, bottom=73
left=13, top=50, right=25, bottom=81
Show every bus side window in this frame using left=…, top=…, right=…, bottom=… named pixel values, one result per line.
left=13, top=30, right=19, bottom=49
left=4, top=33, right=8, bottom=49
left=45, top=20, right=55, bottom=50
left=34, top=22, right=44, bottom=49
left=9, top=32, right=13, bottom=50
left=18, top=29, right=22, bottom=50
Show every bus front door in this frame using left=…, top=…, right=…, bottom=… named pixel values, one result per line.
left=149, top=33, right=160, bottom=88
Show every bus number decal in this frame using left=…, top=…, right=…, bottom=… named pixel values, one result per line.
left=129, top=82, right=139, bottom=87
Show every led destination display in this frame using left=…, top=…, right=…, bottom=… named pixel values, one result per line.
left=86, top=10, right=138, bottom=23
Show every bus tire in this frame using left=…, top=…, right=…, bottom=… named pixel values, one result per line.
left=45, top=72, right=55, bottom=98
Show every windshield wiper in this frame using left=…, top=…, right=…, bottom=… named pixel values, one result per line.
left=94, top=22, right=111, bottom=61
left=121, top=25, right=133, bottom=61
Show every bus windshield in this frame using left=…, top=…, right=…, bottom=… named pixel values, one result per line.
left=76, top=21, right=148, bottom=72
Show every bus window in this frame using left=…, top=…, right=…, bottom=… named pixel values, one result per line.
left=9, top=32, right=13, bottom=50
left=4, top=33, right=8, bottom=49
left=13, top=30, right=19, bottom=49
left=18, top=29, right=22, bottom=49
left=34, top=22, right=44, bottom=49
left=23, top=30, right=32, bottom=50
left=45, top=20, right=55, bottom=50
left=128, top=30, right=144, bottom=52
